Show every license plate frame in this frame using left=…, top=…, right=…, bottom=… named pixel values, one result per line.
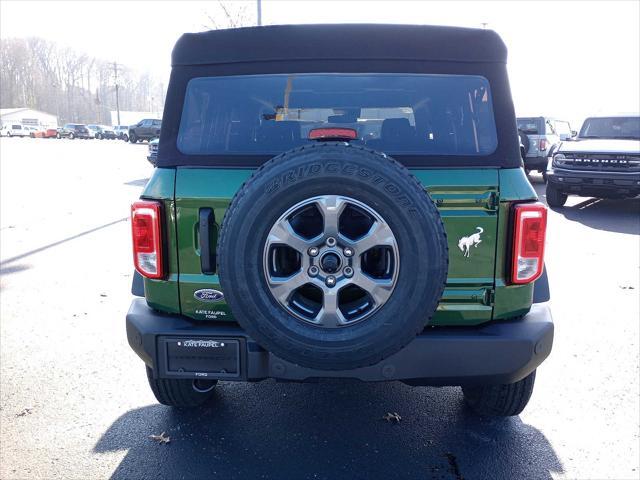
left=158, top=336, right=241, bottom=379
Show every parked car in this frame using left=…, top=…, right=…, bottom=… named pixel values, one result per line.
left=128, top=118, right=161, bottom=143
left=27, top=126, right=43, bottom=138
left=1, top=123, right=30, bottom=137
left=87, top=124, right=117, bottom=140
left=517, top=116, right=574, bottom=179
left=86, top=124, right=98, bottom=139
left=43, top=128, right=59, bottom=138
left=147, top=138, right=159, bottom=166
left=546, top=114, right=640, bottom=207
left=57, top=123, right=91, bottom=139
left=127, top=25, right=553, bottom=417
left=114, top=125, right=129, bottom=141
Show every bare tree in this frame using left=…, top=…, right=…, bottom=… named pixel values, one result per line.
left=0, top=36, right=166, bottom=125
left=203, top=0, right=253, bottom=30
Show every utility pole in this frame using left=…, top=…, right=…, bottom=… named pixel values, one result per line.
left=257, top=0, right=262, bottom=26
left=113, top=62, right=121, bottom=126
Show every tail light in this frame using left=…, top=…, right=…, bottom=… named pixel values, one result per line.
left=511, top=202, right=547, bottom=284
left=539, top=139, right=547, bottom=151
left=131, top=200, right=164, bottom=279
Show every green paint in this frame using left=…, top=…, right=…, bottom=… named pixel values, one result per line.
left=137, top=166, right=541, bottom=326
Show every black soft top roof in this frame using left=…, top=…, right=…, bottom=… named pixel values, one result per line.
left=172, top=24, right=507, bottom=67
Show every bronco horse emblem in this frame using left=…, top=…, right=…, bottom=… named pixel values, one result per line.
left=458, top=227, right=483, bottom=257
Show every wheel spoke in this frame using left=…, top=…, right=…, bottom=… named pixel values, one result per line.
left=267, top=220, right=311, bottom=254
left=350, top=272, right=395, bottom=306
left=316, top=196, right=347, bottom=238
left=355, top=221, right=396, bottom=254
left=268, top=270, right=310, bottom=303
left=315, top=290, right=347, bottom=328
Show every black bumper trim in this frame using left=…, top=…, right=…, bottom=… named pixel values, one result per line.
left=126, top=299, right=554, bottom=386
left=548, top=169, right=640, bottom=195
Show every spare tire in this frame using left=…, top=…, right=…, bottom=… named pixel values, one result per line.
left=218, top=143, right=448, bottom=370
left=518, top=129, right=530, bottom=157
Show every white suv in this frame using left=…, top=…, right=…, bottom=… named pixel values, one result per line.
left=1, top=124, right=31, bottom=137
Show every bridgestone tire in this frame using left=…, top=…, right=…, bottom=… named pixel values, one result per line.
left=462, top=370, right=536, bottom=417
left=146, top=367, right=217, bottom=408
left=546, top=183, right=567, bottom=208
left=218, top=143, right=448, bottom=371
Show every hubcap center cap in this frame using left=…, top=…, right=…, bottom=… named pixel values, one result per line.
left=320, top=252, right=341, bottom=273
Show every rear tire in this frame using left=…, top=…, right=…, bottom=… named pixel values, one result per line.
left=462, top=370, right=536, bottom=417
left=145, top=366, right=217, bottom=408
left=546, top=183, right=567, bottom=208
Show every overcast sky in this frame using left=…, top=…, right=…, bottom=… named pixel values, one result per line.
left=2, top=0, right=639, bottom=127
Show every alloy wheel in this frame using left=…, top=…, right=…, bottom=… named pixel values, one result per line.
left=263, top=195, right=399, bottom=328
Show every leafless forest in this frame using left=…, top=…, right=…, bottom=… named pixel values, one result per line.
left=0, top=3, right=253, bottom=125
left=0, top=37, right=165, bottom=125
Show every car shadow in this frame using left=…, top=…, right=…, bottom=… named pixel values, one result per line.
left=534, top=183, right=640, bottom=235
left=94, top=381, right=563, bottom=479
left=0, top=217, right=129, bottom=267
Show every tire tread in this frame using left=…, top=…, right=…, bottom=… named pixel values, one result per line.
left=145, top=367, right=216, bottom=408
left=462, top=370, right=536, bottom=416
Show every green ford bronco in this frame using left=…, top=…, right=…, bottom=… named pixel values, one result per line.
left=127, top=24, right=553, bottom=416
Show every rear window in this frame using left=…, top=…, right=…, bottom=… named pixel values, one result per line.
left=579, top=116, right=640, bottom=140
left=517, top=118, right=541, bottom=134
left=178, top=74, right=498, bottom=157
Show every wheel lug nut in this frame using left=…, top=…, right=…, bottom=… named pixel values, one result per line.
left=343, top=247, right=354, bottom=257
left=308, top=266, right=319, bottom=277
left=325, top=275, right=336, bottom=287
left=343, top=267, right=354, bottom=278
left=308, top=247, right=319, bottom=257
left=326, top=237, right=336, bottom=247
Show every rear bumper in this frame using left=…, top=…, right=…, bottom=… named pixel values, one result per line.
left=126, top=299, right=554, bottom=386
left=548, top=168, right=640, bottom=197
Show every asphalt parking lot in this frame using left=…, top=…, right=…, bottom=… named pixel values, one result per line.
left=1, top=138, right=638, bottom=480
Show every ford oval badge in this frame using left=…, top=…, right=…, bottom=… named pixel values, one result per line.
left=194, top=289, right=224, bottom=303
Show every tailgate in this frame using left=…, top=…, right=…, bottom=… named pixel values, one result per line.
left=175, top=168, right=500, bottom=326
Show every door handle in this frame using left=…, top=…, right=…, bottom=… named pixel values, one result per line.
left=199, top=208, right=216, bottom=274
